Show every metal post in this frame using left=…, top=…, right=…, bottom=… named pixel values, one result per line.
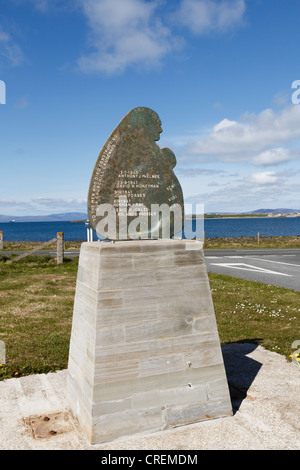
left=86, top=220, right=93, bottom=242
left=86, top=220, right=91, bottom=241
left=57, top=232, right=64, bottom=264
left=0, top=340, right=6, bottom=365
left=258, top=232, right=260, bottom=246
left=0, top=231, right=3, bottom=250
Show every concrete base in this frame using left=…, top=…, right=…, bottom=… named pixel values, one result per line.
left=66, top=239, right=232, bottom=444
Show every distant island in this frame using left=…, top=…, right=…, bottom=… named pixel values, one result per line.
left=201, top=208, right=300, bottom=219
left=0, top=208, right=299, bottom=223
left=0, top=212, right=88, bottom=223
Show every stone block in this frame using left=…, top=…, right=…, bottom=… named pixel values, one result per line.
left=67, top=239, right=232, bottom=444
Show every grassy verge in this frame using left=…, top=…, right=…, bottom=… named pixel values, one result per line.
left=0, top=255, right=299, bottom=380
left=1, top=236, right=300, bottom=251
left=210, top=273, right=300, bottom=359
left=0, top=255, right=78, bottom=380
left=1, top=241, right=83, bottom=251
left=204, top=235, right=300, bottom=249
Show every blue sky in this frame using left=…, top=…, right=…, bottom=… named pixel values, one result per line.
left=1, top=0, right=300, bottom=216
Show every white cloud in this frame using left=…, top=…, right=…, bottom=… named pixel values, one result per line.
left=77, top=0, right=247, bottom=74
left=26, top=0, right=69, bottom=12
left=1, top=0, right=248, bottom=74
left=0, top=30, right=10, bottom=42
left=0, top=199, right=29, bottom=208
left=184, top=170, right=300, bottom=212
left=213, top=101, right=223, bottom=109
left=213, top=118, right=237, bottom=132
left=272, top=91, right=290, bottom=108
left=14, top=97, right=30, bottom=109
left=0, top=25, right=24, bottom=67
left=77, top=0, right=177, bottom=74
left=0, top=197, right=87, bottom=216
left=30, top=0, right=50, bottom=11
left=174, top=0, right=246, bottom=35
left=252, top=148, right=299, bottom=166
left=177, top=167, right=226, bottom=177
left=31, top=197, right=87, bottom=208
left=186, top=105, right=300, bottom=165
left=250, top=171, right=279, bottom=185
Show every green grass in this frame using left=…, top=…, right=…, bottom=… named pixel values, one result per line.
left=2, top=236, right=300, bottom=251
left=1, top=241, right=83, bottom=251
left=209, top=273, right=300, bottom=358
left=0, top=254, right=299, bottom=380
left=204, top=235, right=300, bottom=249
left=0, top=255, right=78, bottom=380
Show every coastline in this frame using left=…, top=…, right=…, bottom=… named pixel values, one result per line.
left=186, top=215, right=300, bottom=220
left=186, top=216, right=267, bottom=220
left=1, top=235, right=300, bottom=251
left=1, top=218, right=299, bottom=244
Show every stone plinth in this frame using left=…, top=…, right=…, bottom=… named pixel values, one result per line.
left=66, top=240, right=232, bottom=444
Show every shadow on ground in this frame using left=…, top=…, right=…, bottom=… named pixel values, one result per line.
left=221, top=341, right=263, bottom=414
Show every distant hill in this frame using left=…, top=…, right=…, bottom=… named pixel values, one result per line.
left=249, top=208, right=300, bottom=214
left=205, top=208, right=300, bottom=215
left=0, top=208, right=299, bottom=223
left=0, top=212, right=88, bottom=223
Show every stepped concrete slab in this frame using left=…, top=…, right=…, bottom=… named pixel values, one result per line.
left=66, top=239, right=232, bottom=444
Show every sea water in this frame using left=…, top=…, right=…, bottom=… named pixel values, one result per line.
left=0, top=217, right=299, bottom=242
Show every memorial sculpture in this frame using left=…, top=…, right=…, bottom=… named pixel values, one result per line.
left=87, top=106, right=184, bottom=240
left=67, top=107, right=232, bottom=444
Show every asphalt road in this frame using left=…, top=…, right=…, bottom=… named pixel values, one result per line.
left=2, top=247, right=300, bottom=291
left=204, top=248, right=300, bottom=291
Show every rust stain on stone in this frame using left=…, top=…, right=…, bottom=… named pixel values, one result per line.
left=24, top=412, right=75, bottom=439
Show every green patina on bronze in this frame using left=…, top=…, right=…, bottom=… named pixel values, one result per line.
left=88, top=107, right=184, bottom=240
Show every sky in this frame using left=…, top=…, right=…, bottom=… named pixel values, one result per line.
left=1, top=0, right=300, bottom=216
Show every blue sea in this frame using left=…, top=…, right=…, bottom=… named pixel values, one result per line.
left=0, top=217, right=300, bottom=242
